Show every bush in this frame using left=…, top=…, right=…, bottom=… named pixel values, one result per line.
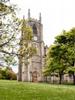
left=6, top=70, right=17, bottom=80
left=0, top=74, right=2, bottom=79
left=0, top=67, right=17, bottom=80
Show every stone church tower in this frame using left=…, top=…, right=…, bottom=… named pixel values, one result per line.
left=22, top=9, right=45, bottom=82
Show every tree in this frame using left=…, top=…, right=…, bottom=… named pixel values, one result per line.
left=44, top=28, right=75, bottom=84
left=0, top=1, right=36, bottom=82
left=0, top=67, right=17, bottom=80
left=60, top=29, right=75, bottom=84
left=44, top=44, right=69, bottom=84
left=18, top=17, right=36, bottom=81
left=0, top=1, right=19, bottom=67
left=64, top=28, right=75, bottom=84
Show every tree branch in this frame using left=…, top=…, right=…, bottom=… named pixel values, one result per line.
left=0, top=34, right=14, bottom=47
left=0, top=50, right=18, bottom=56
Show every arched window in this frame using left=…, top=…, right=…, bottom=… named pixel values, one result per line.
left=33, top=24, right=37, bottom=34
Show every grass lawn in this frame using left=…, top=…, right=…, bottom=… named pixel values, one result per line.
left=0, top=80, right=75, bottom=100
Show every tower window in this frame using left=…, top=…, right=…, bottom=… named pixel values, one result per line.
left=33, top=24, right=37, bottom=34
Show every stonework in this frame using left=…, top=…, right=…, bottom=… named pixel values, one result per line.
left=22, top=9, right=46, bottom=82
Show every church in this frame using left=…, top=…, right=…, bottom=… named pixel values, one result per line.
left=21, top=9, right=47, bottom=82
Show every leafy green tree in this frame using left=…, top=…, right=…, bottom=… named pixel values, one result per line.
left=44, top=28, right=75, bottom=84
left=60, top=29, right=75, bottom=84
left=0, top=67, right=17, bottom=80
left=44, top=44, right=68, bottom=84
left=5, top=67, right=17, bottom=80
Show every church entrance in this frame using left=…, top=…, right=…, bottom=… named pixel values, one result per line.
left=32, top=71, right=37, bottom=82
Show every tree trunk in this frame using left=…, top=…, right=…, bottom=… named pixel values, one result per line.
left=73, top=73, right=75, bottom=85
left=59, top=73, right=62, bottom=84
left=73, top=62, right=75, bottom=85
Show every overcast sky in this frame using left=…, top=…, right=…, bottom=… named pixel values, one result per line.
left=9, top=0, right=75, bottom=72
left=10, top=0, right=75, bottom=46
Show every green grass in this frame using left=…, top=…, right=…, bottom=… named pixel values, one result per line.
left=0, top=80, right=75, bottom=100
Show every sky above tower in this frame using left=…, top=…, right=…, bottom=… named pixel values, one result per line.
left=10, top=0, right=75, bottom=46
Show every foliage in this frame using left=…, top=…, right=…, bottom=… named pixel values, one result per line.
left=0, top=1, right=36, bottom=81
left=0, top=67, right=17, bottom=80
left=0, top=1, right=20, bottom=67
left=44, top=28, right=75, bottom=84
left=18, top=17, right=36, bottom=81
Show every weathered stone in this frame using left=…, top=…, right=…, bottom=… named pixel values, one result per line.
left=21, top=10, right=47, bottom=82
